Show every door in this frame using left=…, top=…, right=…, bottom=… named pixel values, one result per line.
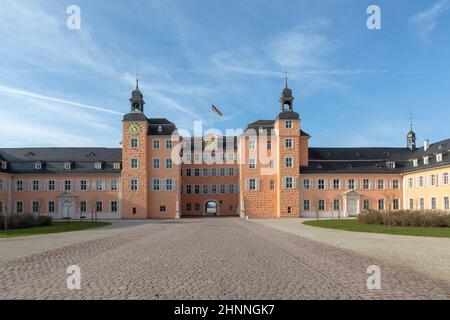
left=347, top=198, right=358, bottom=217
left=205, top=201, right=218, bottom=216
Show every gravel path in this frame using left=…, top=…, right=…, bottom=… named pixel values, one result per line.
left=0, top=218, right=449, bottom=299
left=253, top=218, right=450, bottom=284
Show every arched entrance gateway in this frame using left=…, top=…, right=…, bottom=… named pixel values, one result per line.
left=205, top=201, right=218, bottom=216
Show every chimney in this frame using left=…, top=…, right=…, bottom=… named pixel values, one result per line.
left=424, top=139, right=430, bottom=152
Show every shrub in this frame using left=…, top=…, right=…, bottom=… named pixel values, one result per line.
left=0, top=214, right=53, bottom=230
left=358, top=210, right=449, bottom=228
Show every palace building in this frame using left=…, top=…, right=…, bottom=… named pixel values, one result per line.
left=0, top=79, right=449, bottom=219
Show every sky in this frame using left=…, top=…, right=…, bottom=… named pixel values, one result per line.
left=0, top=0, right=449, bottom=148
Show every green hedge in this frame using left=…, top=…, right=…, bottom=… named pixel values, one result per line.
left=0, top=214, right=53, bottom=230
left=358, top=210, right=450, bottom=228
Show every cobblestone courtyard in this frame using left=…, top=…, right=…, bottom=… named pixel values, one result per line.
left=0, top=218, right=449, bottom=299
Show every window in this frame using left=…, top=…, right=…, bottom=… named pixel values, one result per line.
left=113, top=162, right=121, bottom=170
left=363, top=179, right=370, bottom=190
left=153, top=140, right=160, bottom=149
left=249, top=159, right=256, bottom=169
left=194, top=185, right=200, bottom=194
left=153, top=158, right=160, bottom=169
left=96, top=201, right=103, bottom=212
left=0, top=179, right=3, bottom=191
left=16, top=180, right=24, bottom=191
left=317, top=179, right=325, bottom=190
left=413, top=159, right=418, bottom=167
left=393, top=199, right=400, bottom=210
left=131, top=179, right=138, bottom=191
left=267, top=141, right=272, bottom=150
left=80, top=180, right=88, bottom=191
left=48, top=201, right=55, bottom=213
left=131, top=138, right=138, bottom=148
left=16, top=201, right=23, bottom=213
left=377, top=179, right=384, bottom=190
left=158, top=126, right=163, bottom=132
left=249, top=140, right=256, bottom=149
left=303, top=179, right=310, bottom=190
left=95, top=180, right=104, bottom=191
left=228, top=168, right=235, bottom=176
left=32, top=180, right=40, bottom=191
left=1, top=161, right=7, bottom=170
left=80, top=201, right=87, bottom=213
left=110, top=180, right=118, bottom=191
left=303, top=200, right=310, bottom=211
left=348, top=179, right=355, bottom=190
left=64, top=180, right=72, bottom=191
left=431, top=197, right=437, bottom=210
left=285, top=120, right=293, bottom=129
left=285, top=138, right=293, bottom=148
left=159, top=206, right=166, bottom=212
left=333, top=179, right=340, bottom=190
left=409, top=198, right=414, bottom=210
left=211, top=185, right=217, bottom=194
left=220, top=168, right=226, bottom=176
left=131, top=158, right=138, bottom=169
left=318, top=200, right=325, bottom=211
left=111, top=201, right=118, bottom=213
left=419, top=198, right=425, bottom=210
left=430, top=175, right=437, bottom=186
left=185, top=169, right=191, bottom=177
left=423, top=156, right=429, bottom=165
left=203, top=168, right=209, bottom=177
left=285, top=157, right=293, bottom=168
left=186, top=185, right=192, bottom=194
left=0, top=201, right=3, bottom=214
left=270, top=180, right=275, bottom=190
left=211, top=168, right=217, bottom=176
left=363, top=199, right=370, bottom=211
left=165, top=140, right=173, bottom=149
left=94, top=161, right=103, bottom=170
left=248, top=179, right=257, bottom=191
left=287, top=207, right=292, bottom=214
left=64, top=162, right=72, bottom=170
left=195, top=203, right=200, bottom=211
left=419, top=176, right=424, bottom=187
left=444, top=197, right=449, bottom=211
left=220, top=184, right=226, bottom=194
left=166, top=158, right=173, bottom=169
left=437, top=153, right=443, bottom=162
left=378, top=199, right=385, bottom=211
left=35, top=162, right=42, bottom=170
left=443, top=173, right=449, bottom=185
left=229, top=184, right=235, bottom=194
left=386, top=161, right=396, bottom=169
left=152, top=179, right=160, bottom=191
left=333, top=199, right=340, bottom=211
left=32, top=201, right=39, bottom=213
left=187, top=203, right=192, bottom=212
left=283, top=177, right=295, bottom=189
left=408, top=178, right=414, bottom=188
left=166, top=179, right=174, bottom=191
left=392, top=179, right=399, bottom=190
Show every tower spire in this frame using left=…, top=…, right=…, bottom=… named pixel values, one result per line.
left=284, top=71, right=288, bottom=89
left=407, top=112, right=416, bottom=150
left=136, top=73, right=139, bottom=90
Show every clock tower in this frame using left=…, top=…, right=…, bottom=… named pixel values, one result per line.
left=121, top=77, right=149, bottom=219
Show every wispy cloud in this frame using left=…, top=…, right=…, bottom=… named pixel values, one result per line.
left=0, top=85, right=123, bottom=115
left=410, top=0, right=450, bottom=38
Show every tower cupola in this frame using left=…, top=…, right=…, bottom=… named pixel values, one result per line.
left=130, top=75, right=145, bottom=113
left=407, top=113, right=417, bottom=150
left=279, top=73, right=294, bottom=112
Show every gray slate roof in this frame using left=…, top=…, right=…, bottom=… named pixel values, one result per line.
left=0, top=148, right=122, bottom=174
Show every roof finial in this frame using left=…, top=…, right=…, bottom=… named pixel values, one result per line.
left=409, top=112, right=414, bottom=131
left=284, top=71, right=288, bottom=89
left=135, top=73, right=139, bottom=90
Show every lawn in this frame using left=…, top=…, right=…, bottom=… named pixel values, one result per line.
left=303, top=219, right=450, bottom=238
left=0, top=221, right=111, bottom=238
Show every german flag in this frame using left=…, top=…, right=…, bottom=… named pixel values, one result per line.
left=211, top=104, right=223, bottom=117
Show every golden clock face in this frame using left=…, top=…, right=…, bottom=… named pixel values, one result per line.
left=127, top=123, right=142, bottom=136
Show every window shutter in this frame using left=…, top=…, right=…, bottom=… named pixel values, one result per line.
left=293, top=177, right=297, bottom=189
left=28, top=181, right=32, bottom=191
left=256, top=179, right=260, bottom=191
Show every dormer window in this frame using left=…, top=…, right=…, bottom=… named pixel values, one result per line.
left=94, top=161, right=103, bottom=170
left=354, top=152, right=360, bottom=157
left=113, top=162, right=121, bottom=170
left=436, top=153, right=443, bottom=162
left=158, top=126, right=163, bottom=132
left=34, top=161, right=43, bottom=170
left=64, top=162, right=72, bottom=170
left=413, top=159, right=418, bottom=167
left=423, top=156, right=429, bottom=165
left=1, top=161, right=7, bottom=170
left=386, top=161, right=396, bottom=169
